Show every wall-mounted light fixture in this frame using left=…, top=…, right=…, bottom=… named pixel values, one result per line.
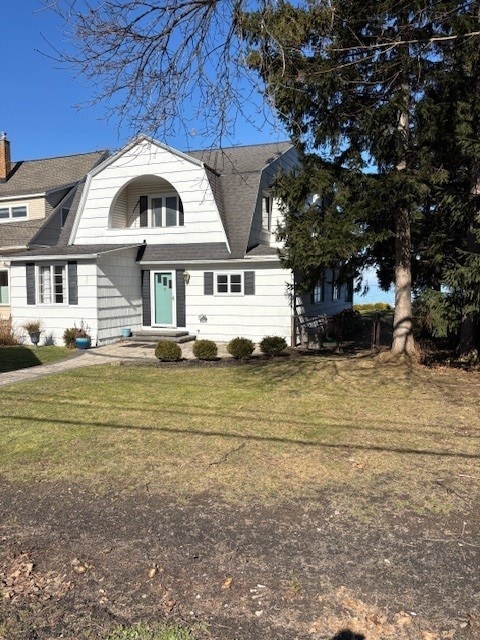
left=183, top=271, right=191, bottom=284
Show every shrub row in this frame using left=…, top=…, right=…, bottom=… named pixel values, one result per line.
left=154, top=335, right=288, bottom=362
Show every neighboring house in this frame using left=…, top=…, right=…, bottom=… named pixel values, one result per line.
left=0, top=133, right=107, bottom=318
left=8, top=135, right=352, bottom=346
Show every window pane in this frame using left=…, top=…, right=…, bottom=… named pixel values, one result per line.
left=165, top=196, right=177, bottom=227
left=54, top=265, right=65, bottom=303
left=217, top=275, right=228, bottom=293
left=0, top=271, right=8, bottom=304
left=0, top=208, right=8, bottom=219
left=11, top=206, right=27, bottom=218
left=230, top=274, right=241, bottom=293
left=152, top=198, right=163, bottom=227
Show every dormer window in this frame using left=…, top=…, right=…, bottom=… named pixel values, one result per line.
left=149, top=193, right=183, bottom=227
left=0, top=204, right=27, bottom=222
left=262, top=193, right=272, bottom=231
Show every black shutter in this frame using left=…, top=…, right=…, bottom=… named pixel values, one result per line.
left=26, top=263, right=36, bottom=305
left=139, top=196, right=148, bottom=228
left=244, top=271, right=255, bottom=295
left=204, top=271, right=214, bottom=295
left=310, top=289, right=315, bottom=304
left=67, top=261, right=78, bottom=305
left=178, top=198, right=184, bottom=226
left=176, top=270, right=186, bottom=327
left=142, top=269, right=151, bottom=326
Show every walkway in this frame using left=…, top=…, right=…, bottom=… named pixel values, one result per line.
left=0, top=341, right=233, bottom=386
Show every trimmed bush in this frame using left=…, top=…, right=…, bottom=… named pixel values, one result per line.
left=227, top=337, right=255, bottom=360
left=192, top=339, right=218, bottom=361
left=260, top=335, right=287, bottom=356
left=155, top=340, right=182, bottom=362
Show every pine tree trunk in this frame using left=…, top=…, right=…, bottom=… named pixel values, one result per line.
left=391, top=91, right=416, bottom=356
left=391, top=205, right=415, bottom=355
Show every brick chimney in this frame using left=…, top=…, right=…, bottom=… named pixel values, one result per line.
left=0, top=132, right=11, bottom=181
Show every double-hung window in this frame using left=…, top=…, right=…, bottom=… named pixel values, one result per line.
left=216, top=273, right=243, bottom=295
left=149, top=193, right=183, bottom=227
left=0, top=204, right=27, bottom=222
left=313, top=274, right=325, bottom=303
left=39, top=264, right=67, bottom=304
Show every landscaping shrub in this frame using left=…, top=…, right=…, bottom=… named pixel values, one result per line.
left=260, top=335, right=287, bottom=356
left=0, top=317, right=17, bottom=346
left=192, top=339, right=218, bottom=360
left=329, top=309, right=364, bottom=341
left=155, top=340, right=182, bottom=362
left=63, top=327, right=78, bottom=348
left=227, top=337, right=255, bottom=359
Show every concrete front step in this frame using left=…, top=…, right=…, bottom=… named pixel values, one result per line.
left=129, top=330, right=196, bottom=344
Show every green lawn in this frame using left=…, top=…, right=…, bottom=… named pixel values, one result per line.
left=0, top=345, right=73, bottom=373
left=0, top=356, right=479, bottom=515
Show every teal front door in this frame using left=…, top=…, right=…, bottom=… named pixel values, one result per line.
left=154, top=272, right=174, bottom=325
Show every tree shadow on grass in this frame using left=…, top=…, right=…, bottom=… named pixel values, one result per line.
left=0, top=346, right=42, bottom=373
left=331, top=631, right=365, bottom=640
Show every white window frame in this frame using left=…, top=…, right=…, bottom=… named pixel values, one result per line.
left=0, top=203, right=28, bottom=223
left=37, top=263, right=68, bottom=305
left=262, top=192, right=273, bottom=231
left=148, top=193, right=182, bottom=227
left=215, top=272, right=244, bottom=296
left=0, top=269, right=9, bottom=305
left=313, top=277, right=325, bottom=304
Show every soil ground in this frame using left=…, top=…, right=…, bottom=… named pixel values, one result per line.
left=1, top=480, right=479, bottom=640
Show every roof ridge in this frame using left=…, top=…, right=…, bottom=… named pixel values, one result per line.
left=187, top=140, right=292, bottom=154
left=12, top=150, right=108, bottom=164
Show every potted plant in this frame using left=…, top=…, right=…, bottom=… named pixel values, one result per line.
left=74, top=321, right=91, bottom=349
left=23, top=319, right=42, bottom=347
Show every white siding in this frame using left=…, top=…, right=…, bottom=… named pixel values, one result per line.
left=10, top=260, right=99, bottom=346
left=145, top=260, right=294, bottom=344
left=248, top=147, right=300, bottom=249
left=97, top=248, right=142, bottom=343
left=73, top=139, right=228, bottom=246
left=0, top=196, right=45, bottom=221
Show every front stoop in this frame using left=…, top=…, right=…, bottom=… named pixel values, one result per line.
left=128, top=330, right=196, bottom=344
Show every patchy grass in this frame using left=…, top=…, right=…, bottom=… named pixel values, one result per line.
left=105, top=623, right=197, bottom=640
left=0, top=345, right=72, bottom=373
left=0, top=356, right=479, bottom=516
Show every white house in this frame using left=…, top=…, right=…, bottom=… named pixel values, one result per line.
left=7, top=135, right=352, bottom=346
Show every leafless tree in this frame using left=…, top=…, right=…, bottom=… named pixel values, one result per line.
left=43, top=0, right=280, bottom=146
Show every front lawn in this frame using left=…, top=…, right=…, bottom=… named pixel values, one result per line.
left=1, top=356, right=478, bottom=515
left=0, top=345, right=73, bottom=373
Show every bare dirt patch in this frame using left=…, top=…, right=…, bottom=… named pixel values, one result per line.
left=1, top=481, right=478, bottom=640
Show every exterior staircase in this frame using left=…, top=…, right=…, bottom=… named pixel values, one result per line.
left=128, top=329, right=196, bottom=344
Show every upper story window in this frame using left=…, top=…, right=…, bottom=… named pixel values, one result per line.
left=149, top=193, right=183, bottom=227
left=262, top=193, right=273, bottom=231
left=0, top=204, right=27, bottom=222
left=313, top=276, right=325, bottom=304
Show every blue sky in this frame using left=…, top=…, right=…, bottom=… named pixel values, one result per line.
left=1, top=2, right=391, bottom=304
left=1, top=2, right=284, bottom=160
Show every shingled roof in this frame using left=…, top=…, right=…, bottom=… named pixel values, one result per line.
left=0, top=150, right=108, bottom=198
left=189, top=142, right=293, bottom=258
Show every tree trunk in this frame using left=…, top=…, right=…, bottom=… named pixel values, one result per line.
left=391, top=205, right=415, bottom=355
left=391, top=91, right=416, bottom=356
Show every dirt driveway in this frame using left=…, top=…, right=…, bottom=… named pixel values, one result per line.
left=1, top=480, right=478, bottom=640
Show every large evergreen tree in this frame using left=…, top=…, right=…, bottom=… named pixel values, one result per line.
left=241, top=0, right=479, bottom=356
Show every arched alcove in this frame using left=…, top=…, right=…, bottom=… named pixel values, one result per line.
left=109, top=175, right=184, bottom=228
